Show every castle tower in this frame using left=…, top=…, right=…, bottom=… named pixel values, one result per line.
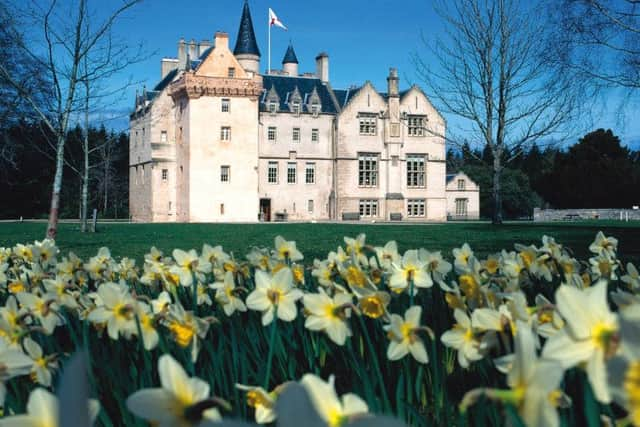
left=233, top=1, right=261, bottom=75
left=282, top=43, right=299, bottom=76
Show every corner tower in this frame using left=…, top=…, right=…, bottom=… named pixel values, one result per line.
left=234, top=1, right=261, bottom=75
left=282, top=43, right=299, bottom=76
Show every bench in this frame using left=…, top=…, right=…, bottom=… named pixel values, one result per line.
left=274, top=212, right=288, bottom=222
left=342, top=212, right=360, bottom=221
left=562, top=213, right=581, bottom=221
left=389, top=213, right=403, bottom=221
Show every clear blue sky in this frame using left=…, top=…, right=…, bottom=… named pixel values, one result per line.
left=88, top=0, right=640, bottom=147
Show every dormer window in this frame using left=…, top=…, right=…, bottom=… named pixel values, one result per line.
left=311, top=103, right=320, bottom=116
left=292, top=101, right=301, bottom=115
left=268, top=101, right=278, bottom=114
left=227, top=67, right=235, bottom=78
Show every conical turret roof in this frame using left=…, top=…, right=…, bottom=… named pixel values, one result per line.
left=234, top=1, right=261, bottom=57
left=282, top=43, right=298, bottom=64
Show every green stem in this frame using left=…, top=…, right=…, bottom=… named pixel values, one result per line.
left=263, top=312, right=278, bottom=389
left=409, top=278, right=415, bottom=306
left=357, top=315, right=391, bottom=413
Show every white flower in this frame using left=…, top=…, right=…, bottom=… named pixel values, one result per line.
left=300, top=374, right=368, bottom=427
left=126, top=354, right=220, bottom=427
left=542, top=281, right=618, bottom=403
left=210, top=271, right=247, bottom=316
left=86, top=282, right=136, bottom=340
left=389, top=250, right=433, bottom=293
left=374, top=241, right=400, bottom=270
left=441, top=309, right=486, bottom=368
left=246, top=268, right=303, bottom=326
left=23, top=337, right=58, bottom=387
left=274, top=236, right=303, bottom=262
left=236, top=384, right=276, bottom=424
left=589, top=231, right=618, bottom=256
left=384, top=306, right=429, bottom=364
left=303, top=289, right=353, bottom=346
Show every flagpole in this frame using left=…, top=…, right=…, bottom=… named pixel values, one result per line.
left=268, top=21, right=271, bottom=75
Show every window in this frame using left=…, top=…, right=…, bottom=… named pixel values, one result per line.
left=160, top=130, right=167, bottom=143
left=359, top=200, right=378, bottom=217
left=457, top=179, right=466, bottom=190
left=408, top=115, right=426, bottom=136
left=359, top=114, right=377, bottom=135
left=227, top=67, right=235, bottom=78
left=358, top=153, right=378, bottom=187
left=268, top=101, right=278, bottom=114
left=220, top=203, right=225, bottom=215
left=311, top=103, right=319, bottom=116
left=305, top=162, right=315, bottom=184
left=292, top=101, right=301, bottom=115
left=221, top=98, right=230, bottom=112
left=311, top=128, right=319, bottom=143
left=162, top=169, right=168, bottom=181
left=268, top=127, right=277, bottom=142
left=268, top=161, right=278, bottom=183
left=308, top=199, right=314, bottom=213
left=221, top=126, right=231, bottom=141
left=221, top=165, right=230, bottom=183
left=134, top=130, right=138, bottom=146
left=407, top=155, right=426, bottom=187
left=292, top=127, right=300, bottom=142
left=287, top=162, right=296, bottom=184
left=455, top=198, right=468, bottom=216
left=407, top=199, right=426, bottom=217
left=141, top=165, right=145, bottom=184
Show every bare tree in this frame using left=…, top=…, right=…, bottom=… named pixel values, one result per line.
left=414, top=0, right=582, bottom=224
left=559, top=0, right=640, bottom=90
left=0, top=0, right=141, bottom=239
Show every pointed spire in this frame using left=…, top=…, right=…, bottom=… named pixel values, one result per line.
left=234, top=1, right=261, bottom=57
left=282, top=43, right=298, bottom=64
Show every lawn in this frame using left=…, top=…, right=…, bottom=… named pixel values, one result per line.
left=1, top=220, right=639, bottom=265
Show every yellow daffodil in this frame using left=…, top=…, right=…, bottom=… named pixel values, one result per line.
left=135, top=301, right=159, bottom=351
left=126, top=354, right=221, bottom=427
left=384, top=306, right=430, bottom=364
left=300, top=374, right=369, bottom=427
left=236, top=384, right=277, bottom=424
left=542, top=281, right=618, bottom=403
left=246, top=268, right=303, bottom=326
left=303, top=289, right=353, bottom=346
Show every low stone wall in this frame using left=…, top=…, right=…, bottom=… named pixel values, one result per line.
left=533, top=207, right=640, bottom=222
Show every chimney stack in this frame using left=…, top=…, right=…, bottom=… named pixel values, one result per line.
left=315, top=52, right=329, bottom=83
left=387, top=67, right=399, bottom=97
left=214, top=32, right=229, bottom=50
left=161, top=58, right=179, bottom=79
left=199, top=39, right=212, bottom=57
left=178, top=38, right=187, bottom=69
left=188, top=39, right=198, bottom=61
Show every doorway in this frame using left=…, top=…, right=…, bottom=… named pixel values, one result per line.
left=260, top=198, right=271, bottom=222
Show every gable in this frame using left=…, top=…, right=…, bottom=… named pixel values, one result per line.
left=400, top=86, right=444, bottom=124
left=195, top=42, right=249, bottom=79
left=339, top=82, right=386, bottom=116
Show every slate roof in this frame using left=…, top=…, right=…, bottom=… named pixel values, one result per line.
left=332, top=87, right=361, bottom=109
left=282, top=44, right=298, bottom=64
left=153, top=68, right=179, bottom=92
left=260, top=75, right=339, bottom=114
left=234, top=1, right=260, bottom=57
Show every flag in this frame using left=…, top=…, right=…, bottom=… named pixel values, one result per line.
left=269, top=8, right=287, bottom=31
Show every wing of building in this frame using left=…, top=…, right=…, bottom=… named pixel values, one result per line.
left=129, top=2, right=472, bottom=222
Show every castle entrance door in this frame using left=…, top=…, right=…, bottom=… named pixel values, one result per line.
left=260, top=199, right=271, bottom=222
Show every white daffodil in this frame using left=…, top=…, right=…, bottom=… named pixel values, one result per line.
left=384, top=306, right=430, bottom=364
left=126, top=354, right=221, bottom=427
left=461, top=322, right=568, bottom=427
left=86, top=282, right=137, bottom=341
left=16, top=292, right=61, bottom=335
left=374, top=241, right=400, bottom=270
left=420, top=249, right=452, bottom=285
left=303, top=289, right=353, bottom=346
left=621, top=263, right=640, bottom=290
left=274, top=236, right=303, bottom=262
left=0, top=339, right=33, bottom=406
left=542, top=281, right=618, bottom=403
left=246, top=268, right=303, bottom=326
left=42, top=278, right=78, bottom=309
left=389, top=250, right=433, bottom=294
left=589, top=231, right=618, bottom=256
left=201, top=244, right=230, bottom=267
left=210, top=271, right=247, bottom=316
left=23, top=337, right=58, bottom=387
left=134, top=301, right=159, bottom=351
left=311, top=259, right=335, bottom=288
left=236, top=384, right=277, bottom=424
left=300, top=374, right=369, bottom=427
left=589, top=252, right=619, bottom=281
left=151, top=291, right=172, bottom=315
left=171, top=249, right=211, bottom=288
left=452, top=243, right=474, bottom=273
left=441, top=309, right=487, bottom=368
left=343, top=234, right=368, bottom=266
left=0, top=387, right=99, bottom=427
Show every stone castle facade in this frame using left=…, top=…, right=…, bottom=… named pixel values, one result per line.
left=129, top=2, right=479, bottom=222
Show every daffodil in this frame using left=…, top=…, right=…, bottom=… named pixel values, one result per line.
left=16, top=292, right=61, bottom=335
left=389, top=250, right=433, bottom=294
left=134, top=301, right=159, bottom=351
left=621, top=263, right=640, bottom=290
left=23, top=337, right=58, bottom=387
left=384, top=306, right=430, bottom=364
left=0, top=339, right=33, bottom=406
left=210, top=271, right=247, bottom=316
left=589, top=231, right=618, bottom=256
left=171, top=249, right=210, bottom=288
left=0, top=387, right=99, bottom=427
left=300, top=374, right=369, bottom=427
left=542, top=281, right=618, bottom=403
left=236, top=384, right=278, bottom=424
left=343, top=234, right=368, bottom=266
left=589, top=252, right=619, bottom=281
left=441, top=309, right=487, bottom=368
left=246, top=268, right=303, bottom=326
left=165, top=302, right=211, bottom=362
left=374, top=241, right=400, bottom=270
left=86, top=282, right=137, bottom=340
left=274, top=236, right=303, bottom=262
left=303, top=289, right=353, bottom=345
left=311, top=259, right=335, bottom=288
left=126, top=354, right=222, bottom=427
left=453, top=243, right=474, bottom=273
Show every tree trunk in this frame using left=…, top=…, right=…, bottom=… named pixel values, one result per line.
left=81, top=79, right=89, bottom=232
left=46, top=135, right=66, bottom=239
left=492, top=155, right=503, bottom=225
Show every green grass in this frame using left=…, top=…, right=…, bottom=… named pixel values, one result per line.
left=1, top=220, right=639, bottom=265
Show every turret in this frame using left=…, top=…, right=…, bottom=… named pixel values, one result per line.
left=282, top=43, right=299, bottom=76
left=233, top=1, right=261, bottom=75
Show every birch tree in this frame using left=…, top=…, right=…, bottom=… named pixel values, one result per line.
left=0, top=0, right=140, bottom=239
left=415, top=0, right=582, bottom=224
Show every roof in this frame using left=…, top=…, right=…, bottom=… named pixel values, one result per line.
left=332, top=87, right=362, bottom=109
left=153, top=68, right=179, bottom=92
left=233, top=1, right=260, bottom=57
left=260, top=75, right=339, bottom=114
left=282, top=44, right=298, bottom=64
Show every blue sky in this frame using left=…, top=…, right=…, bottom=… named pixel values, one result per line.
left=82, top=0, right=640, bottom=147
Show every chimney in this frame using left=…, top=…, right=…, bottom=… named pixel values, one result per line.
left=214, top=32, right=229, bottom=50
left=387, top=67, right=399, bottom=97
left=199, top=39, right=212, bottom=57
left=178, top=38, right=187, bottom=69
left=315, top=52, right=329, bottom=83
left=161, top=58, right=179, bottom=79
left=188, top=39, right=198, bottom=60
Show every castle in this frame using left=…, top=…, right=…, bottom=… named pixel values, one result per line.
left=129, top=2, right=479, bottom=222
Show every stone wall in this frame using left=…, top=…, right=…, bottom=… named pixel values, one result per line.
left=533, top=208, right=640, bottom=221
